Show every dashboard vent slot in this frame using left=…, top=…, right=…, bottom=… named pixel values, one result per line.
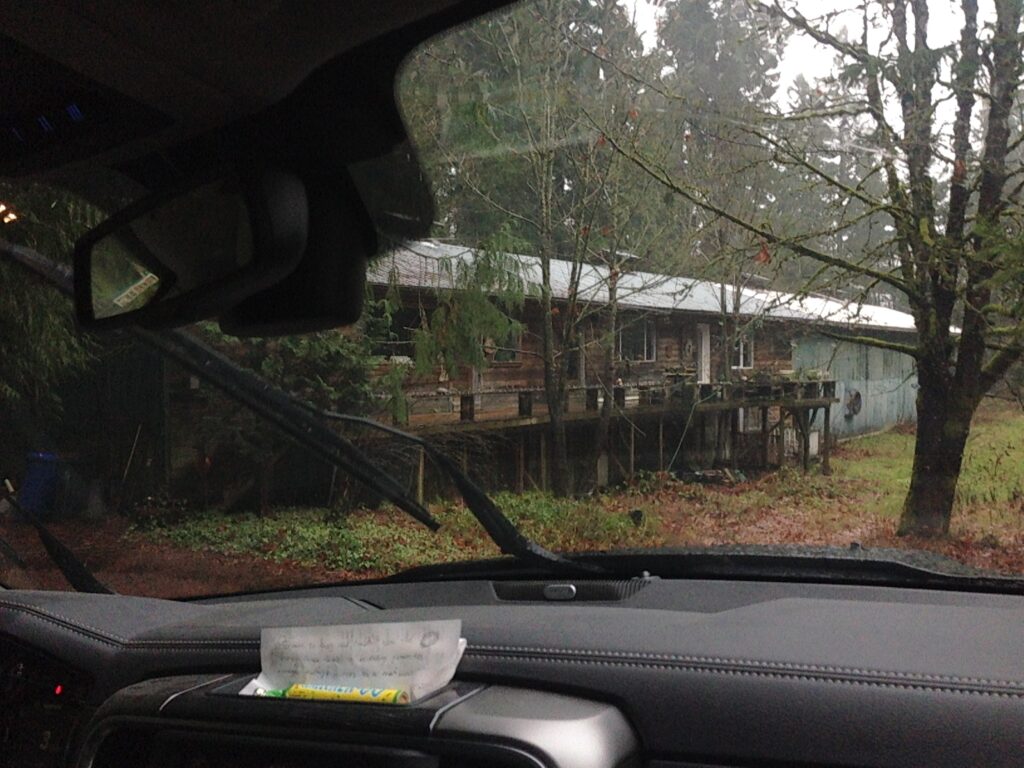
left=493, top=579, right=652, bottom=602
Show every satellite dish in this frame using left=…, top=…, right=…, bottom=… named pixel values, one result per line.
left=845, top=389, right=863, bottom=418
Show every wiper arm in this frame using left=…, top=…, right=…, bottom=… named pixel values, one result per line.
left=0, top=532, right=27, bottom=570
left=319, top=412, right=604, bottom=575
left=3, top=238, right=594, bottom=572
left=137, top=329, right=440, bottom=530
left=1, top=240, right=438, bottom=532
left=0, top=483, right=113, bottom=594
left=147, top=336, right=595, bottom=572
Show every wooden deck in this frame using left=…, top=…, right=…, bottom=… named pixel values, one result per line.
left=363, top=379, right=839, bottom=502
left=388, top=380, right=837, bottom=431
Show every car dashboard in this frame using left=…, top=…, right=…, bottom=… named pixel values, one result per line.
left=1, top=576, right=1023, bottom=768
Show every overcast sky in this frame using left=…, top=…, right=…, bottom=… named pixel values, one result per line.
left=627, top=0, right=991, bottom=106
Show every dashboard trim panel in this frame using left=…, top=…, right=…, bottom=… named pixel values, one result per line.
left=3, top=581, right=1024, bottom=767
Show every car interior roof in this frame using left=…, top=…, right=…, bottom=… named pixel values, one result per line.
left=0, top=0, right=513, bottom=177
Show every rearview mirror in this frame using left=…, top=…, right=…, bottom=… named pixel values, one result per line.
left=74, top=169, right=308, bottom=329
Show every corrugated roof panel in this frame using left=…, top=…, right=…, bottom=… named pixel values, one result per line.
left=368, top=241, right=918, bottom=334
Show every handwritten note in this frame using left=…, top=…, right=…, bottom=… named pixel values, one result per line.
left=240, top=620, right=465, bottom=702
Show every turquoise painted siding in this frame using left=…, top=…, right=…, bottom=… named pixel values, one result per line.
left=793, top=335, right=917, bottom=438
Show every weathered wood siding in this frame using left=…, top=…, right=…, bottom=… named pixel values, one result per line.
left=370, top=289, right=916, bottom=443
left=371, top=286, right=817, bottom=396
left=793, top=334, right=917, bottom=437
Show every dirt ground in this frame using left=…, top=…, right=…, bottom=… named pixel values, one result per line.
left=3, top=484, right=1023, bottom=600
left=0, top=515, right=354, bottom=598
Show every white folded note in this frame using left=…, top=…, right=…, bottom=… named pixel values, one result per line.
left=239, top=619, right=466, bottom=703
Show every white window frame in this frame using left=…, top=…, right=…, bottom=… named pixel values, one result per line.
left=618, top=319, right=657, bottom=363
left=732, top=335, right=754, bottom=370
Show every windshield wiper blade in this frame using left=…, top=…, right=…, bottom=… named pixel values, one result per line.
left=319, top=411, right=604, bottom=575
left=0, top=533, right=27, bottom=570
left=568, top=545, right=1024, bottom=592
left=0, top=239, right=438, bottom=532
left=0, top=484, right=113, bottom=594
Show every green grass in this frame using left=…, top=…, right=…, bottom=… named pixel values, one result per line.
left=833, top=432, right=915, bottom=518
left=834, top=403, right=1024, bottom=526
left=142, top=508, right=369, bottom=570
left=140, top=490, right=662, bottom=575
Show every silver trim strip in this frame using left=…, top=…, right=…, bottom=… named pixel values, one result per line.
left=158, top=674, right=234, bottom=712
left=428, top=683, right=488, bottom=732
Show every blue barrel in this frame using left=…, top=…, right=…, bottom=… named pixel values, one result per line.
left=19, top=451, right=60, bottom=517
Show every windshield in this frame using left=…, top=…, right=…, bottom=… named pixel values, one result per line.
left=2, top=0, right=1024, bottom=598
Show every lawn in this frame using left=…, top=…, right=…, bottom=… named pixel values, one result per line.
left=136, top=399, right=1024, bottom=581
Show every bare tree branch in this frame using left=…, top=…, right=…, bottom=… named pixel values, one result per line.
left=603, top=133, right=917, bottom=298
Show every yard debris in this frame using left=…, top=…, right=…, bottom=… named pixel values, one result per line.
left=674, top=469, right=746, bottom=486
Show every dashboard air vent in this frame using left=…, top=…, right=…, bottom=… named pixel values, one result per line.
left=493, top=578, right=653, bottom=602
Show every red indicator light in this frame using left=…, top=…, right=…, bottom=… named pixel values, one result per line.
left=54, top=684, right=63, bottom=696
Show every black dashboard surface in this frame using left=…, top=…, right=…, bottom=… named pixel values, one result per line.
left=2, top=577, right=1023, bottom=767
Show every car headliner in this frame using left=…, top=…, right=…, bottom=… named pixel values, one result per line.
left=0, top=0, right=513, bottom=176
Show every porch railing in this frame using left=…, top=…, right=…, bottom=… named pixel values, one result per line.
left=376, top=378, right=837, bottom=428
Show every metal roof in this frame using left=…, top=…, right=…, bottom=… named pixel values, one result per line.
left=369, top=240, right=918, bottom=334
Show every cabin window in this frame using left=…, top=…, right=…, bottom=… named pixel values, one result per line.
left=732, top=335, right=754, bottom=369
left=375, top=308, right=422, bottom=359
left=490, top=326, right=521, bottom=363
left=566, top=345, right=584, bottom=383
left=619, top=319, right=656, bottom=362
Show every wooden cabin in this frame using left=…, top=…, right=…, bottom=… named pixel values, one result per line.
left=368, top=241, right=917, bottom=442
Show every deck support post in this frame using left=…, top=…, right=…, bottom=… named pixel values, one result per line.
left=516, top=433, right=525, bottom=492
left=518, top=391, right=533, bottom=417
left=540, top=432, right=548, bottom=491
left=761, top=407, right=770, bottom=467
left=801, top=410, right=811, bottom=473
left=658, top=418, right=664, bottom=472
left=822, top=405, right=832, bottom=476
left=628, top=424, right=636, bottom=480
left=730, top=408, right=739, bottom=470
left=417, top=446, right=425, bottom=505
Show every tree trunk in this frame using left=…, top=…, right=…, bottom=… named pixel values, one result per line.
left=544, top=325, right=573, bottom=496
left=594, top=272, right=619, bottom=488
left=547, top=400, right=572, bottom=496
left=897, top=381, right=975, bottom=537
left=539, top=294, right=573, bottom=496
